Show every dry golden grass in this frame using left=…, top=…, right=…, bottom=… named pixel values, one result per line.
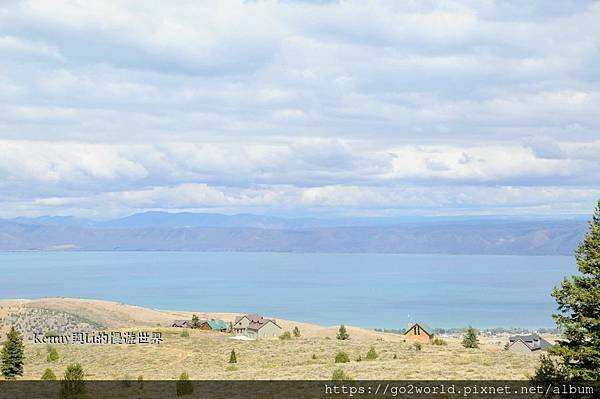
left=1, top=298, right=545, bottom=380
left=19, top=328, right=544, bottom=380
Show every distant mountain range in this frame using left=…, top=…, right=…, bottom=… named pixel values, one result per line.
left=0, top=212, right=588, bottom=255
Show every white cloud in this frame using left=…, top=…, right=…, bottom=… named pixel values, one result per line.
left=0, top=1, right=599, bottom=217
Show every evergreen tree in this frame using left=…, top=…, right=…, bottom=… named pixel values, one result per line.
left=176, top=372, right=193, bottom=397
left=547, top=199, right=600, bottom=381
left=293, top=326, right=301, bottom=338
left=229, top=349, right=237, bottom=364
left=336, top=325, right=349, bottom=340
left=191, top=314, right=199, bottom=328
left=41, top=368, right=56, bottom=380
left=366, top=346, right=378, bottom=360
left=1, top=326, right=24, bottom=379
left=462, top=326, right=479, bottom=348
left=60, top=363, right=85, bottom=399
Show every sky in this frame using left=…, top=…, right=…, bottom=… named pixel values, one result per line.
left=0, top=0, right=599, bottom=219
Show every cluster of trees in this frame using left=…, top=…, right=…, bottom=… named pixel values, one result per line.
left=279, top=326, right=301, bottom=340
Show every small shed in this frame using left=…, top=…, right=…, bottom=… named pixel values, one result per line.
left=404, top=322, right=434, bottom=343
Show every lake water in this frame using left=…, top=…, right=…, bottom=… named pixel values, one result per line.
left=0, top=251, right=576, bottom=329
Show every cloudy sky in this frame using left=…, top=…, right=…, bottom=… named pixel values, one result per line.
left=0, top=0, right=599, bottom=219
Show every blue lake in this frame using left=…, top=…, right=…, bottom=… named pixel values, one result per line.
left=0, top=251, right=576, bottom=329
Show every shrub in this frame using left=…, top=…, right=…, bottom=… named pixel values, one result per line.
left=137, top=375, right=144, bottom=389
left=191, top=314, right=200, bottom=328
left=413, top=342, right=422, bottom=351
left=334, top=351, right=350, bottom=363
left=503, top=343, right=509, bottom=351
left=293, top=326, right=301, bottom=338
left=176, top=372, right=193, bottom=397
left=229, top=349, right=237, bottom=364
left=41, top=368, right=56, bottom=380
left=180, top=330, right=189, bottom=338
left=311, top=354, right=317, bottom=360
left=432, top=338, right=447, bottom=346
left=279, top=331, right=292, bottom=340
left=47, top=347, right=59, bottom=362
left=226, top=364, right=238, bottom=372
left=366, top=346, right=378, bottom=360
left=355, top=355, right=362, bottom=362
left=393, top=353, right=398, bottom=359
left=60, top=363, right=85, bottom=399
left=331, top=368, right=353, bottom=381
left=336, top=325, right=350, bottom=340
left=462, top=326, right=479, bottom=349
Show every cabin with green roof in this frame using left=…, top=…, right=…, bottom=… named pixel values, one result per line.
left=199, top=319, right=228, bottom=332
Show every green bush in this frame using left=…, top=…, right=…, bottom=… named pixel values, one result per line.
left=137, top=375, right=144, bottom=389
left=279, top=331, right=292, bottom=340
left=355, top=355, right=362, bottom=362
left=41, top=368, right=56, bottom=380
left=331, top=368, right=353, bottom=381
left=60, top=363, right=85, bottom=399
left=293, top=326, right=301, bottom=338
left=432, top=338, right=447, bottom=346
left=311, top=354, right=317, bottom=360
left=226, top=364, right=238, bottom=372
left=176, top=372, right=193, bottom=397
left=393, top=353, right=398, bottom=359
left=180, top=329, right=189, bottom=338
left=47, top=347, right=59, bottom=362
left=334, top=351, right=350, bottom=363
left=229, top=349, right=237, bottom=364
left=366, top=346, right=378, bottom=360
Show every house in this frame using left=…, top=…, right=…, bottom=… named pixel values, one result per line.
left=233, top=314, right=281, bottom=338
left=508, top=334, right=552, bottom=353
left=171, top=320, right=191, bottom=328
left=199, top=319, right=228, bottom=332
left=404, top=322, right=434, bottom=343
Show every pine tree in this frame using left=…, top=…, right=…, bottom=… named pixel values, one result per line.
left=60, top=363, right=85, bottom=399
left=336, top=325, right=349, bottom=340
left=229, top=349, right=237, bottom=364
left=191, top=314, right=199, bottom=328
left=548, top=199, right=600, bottom=381
left=293, top=326, right=301, bottom=338
left=1, top=326, right=24, bottom=379
left=462, top=326, right=479, bottom=348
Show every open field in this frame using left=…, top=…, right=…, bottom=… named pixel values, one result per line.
left=0, top=298, right=548, bottom=380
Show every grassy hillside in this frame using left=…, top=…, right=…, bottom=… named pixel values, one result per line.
left=1, top=298, right=545, bottom=380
